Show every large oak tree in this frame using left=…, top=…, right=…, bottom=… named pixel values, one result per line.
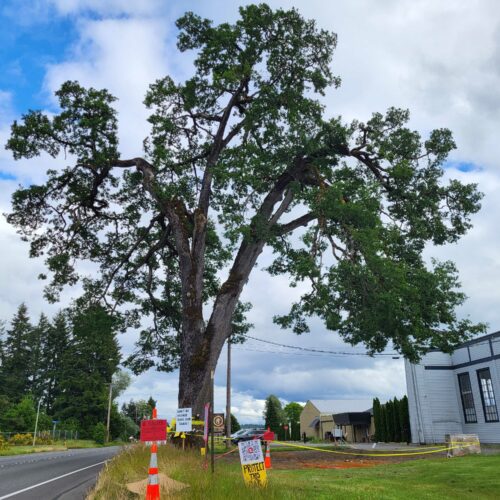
left=6, top=4, right=484, bottom=413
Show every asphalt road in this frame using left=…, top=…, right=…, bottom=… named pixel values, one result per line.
left=0, top=446, right=121, bottom=500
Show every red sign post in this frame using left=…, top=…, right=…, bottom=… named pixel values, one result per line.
left=140, top=419, right=167, bottom=442
left=263, top=429, right=275, bottom=441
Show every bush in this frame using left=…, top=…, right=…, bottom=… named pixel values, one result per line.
left=9, top=433, right=32, bottom=445
left=92, top=423, right=107, bottom=445
left=0, top=434, right=7, bottom=449
left=36, top=431, right=53, bottom=445
left=117, top=415, right=139, bottom=442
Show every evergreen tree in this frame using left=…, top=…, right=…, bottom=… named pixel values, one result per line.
left=400, top=395, right=411, bottom=443
left=386, top=400, right=394, bottom=441
left=264, top=395, right=284, bottom=439
left=230, top=413, right=241, bottom=433
left=29, top=313, right=50, bottom=401
left=2, top=304, right=32, bottom=401
left=54, top=305, right=120, bottom=437
left=122, top=399, right=153, bottom=424
left=379, top=404, right=388, bottom=442
left=42, top=311, right=71, bottom=414
left=372, top=398, right=381, bottom=442
left=393, top=397, right=402, bottom=442
left=147, top=397, right=157, bottom=416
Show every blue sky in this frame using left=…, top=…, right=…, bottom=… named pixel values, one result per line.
left=1, top=0, right=500, bottom=422
left=0, top=3, right=76, bottom=112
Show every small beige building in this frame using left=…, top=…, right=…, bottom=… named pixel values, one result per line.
left=300, top=399, right=374, bottom=443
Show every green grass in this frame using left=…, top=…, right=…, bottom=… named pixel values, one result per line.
left=89, top=444, right=500, bottom=499
left=65, top=439, right=124, bottom=449
left=0, top=444, right=67, bottom=456
left=0, top=439, right=123, bottom=456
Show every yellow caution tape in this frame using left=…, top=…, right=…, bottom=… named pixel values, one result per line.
left=272, top=441, right=472, bottom=457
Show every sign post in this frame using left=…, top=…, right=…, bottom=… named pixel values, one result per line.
left=210, top=369, right=215, bottom=474
left=238, top=439, right=267, bottom=487
left=52, top=420, right=60, bottom=439
left=202, top=403, right=210, bottom=459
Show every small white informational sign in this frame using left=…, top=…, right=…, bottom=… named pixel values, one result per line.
left=238, top=439, right=264, bottom=464
left=176, top=408, right=192, bottom=432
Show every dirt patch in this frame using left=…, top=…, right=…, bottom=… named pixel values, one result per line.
left=126, top=473, right=189, bottom=496
left=218, top=448, right=448, bottom=470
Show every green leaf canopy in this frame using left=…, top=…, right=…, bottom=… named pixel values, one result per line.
left=5, top=4, right=484, bottom=400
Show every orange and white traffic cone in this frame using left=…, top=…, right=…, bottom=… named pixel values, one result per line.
left=264, top=441, right=272, bottom=469
left=145, top=442, right=160, bottom=500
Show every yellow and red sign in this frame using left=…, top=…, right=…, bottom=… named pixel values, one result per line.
left=237, top=439, right=267, bottom=487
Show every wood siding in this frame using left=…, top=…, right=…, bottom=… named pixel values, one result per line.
left=406, top=334, right=500, bottom=444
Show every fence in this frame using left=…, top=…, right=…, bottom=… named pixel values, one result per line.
left=1, top=429, right=79, bottom=441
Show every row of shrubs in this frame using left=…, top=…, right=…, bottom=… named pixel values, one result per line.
left=0, top=432, right=54, bottom=448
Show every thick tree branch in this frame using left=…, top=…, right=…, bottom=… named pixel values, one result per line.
left=275, top=212, right=317, bottom=235
left=204, top=156, right=313, bottom=355
left=112, top=157, right=194, bottom=313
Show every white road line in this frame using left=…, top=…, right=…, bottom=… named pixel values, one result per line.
left=0, top=460, right=107, bottom=499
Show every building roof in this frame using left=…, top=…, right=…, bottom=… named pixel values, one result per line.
left=333, top=412, right=372, bottom=426
left=309, top=399, right=373, bottom=414
left=428, top=330, right=500, bottom=351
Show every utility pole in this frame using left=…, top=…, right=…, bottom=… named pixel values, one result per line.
left=32, top=398, right=42, bottom=447
left=106, top=381, right=113, bottom=443
left=226, top=336, right=231, bottom=449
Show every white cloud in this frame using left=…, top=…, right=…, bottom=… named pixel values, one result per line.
left=43, top=16, right=174, bottom=157
left=49, top=0, right=164, bottom=17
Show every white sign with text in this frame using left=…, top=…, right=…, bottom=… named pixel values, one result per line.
left=176, top=407, right=192, bottom=432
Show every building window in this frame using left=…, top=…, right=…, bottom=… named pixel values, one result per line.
left=457, top=372, right=477, bottom=423
left=477, top=368, right=499, bottom=422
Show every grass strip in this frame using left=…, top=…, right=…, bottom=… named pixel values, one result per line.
left=89, top=443, right=500, bottom=499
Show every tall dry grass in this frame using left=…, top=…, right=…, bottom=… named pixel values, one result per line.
left=88, top=443, right=290, bottom=499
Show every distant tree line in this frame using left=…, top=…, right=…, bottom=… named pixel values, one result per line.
left=372, top=396, right=411, bottom=443
left=0, top=303, right=151, bottom=441
left=263, top=394, right=303, bottom=440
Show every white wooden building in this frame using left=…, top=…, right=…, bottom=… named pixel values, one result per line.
left=405, top=331, right=500, bottom=444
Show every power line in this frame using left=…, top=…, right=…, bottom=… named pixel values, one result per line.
left=241, top=333, right=398, bottom=356
left=239, top=332, right=500, bottom=359
left=233, top=346, right=354, bottom=357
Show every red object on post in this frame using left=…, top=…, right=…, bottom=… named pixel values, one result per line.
left=140, top=419, right=167, bottom=442
left=263, top=428, right=275, bottom=442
